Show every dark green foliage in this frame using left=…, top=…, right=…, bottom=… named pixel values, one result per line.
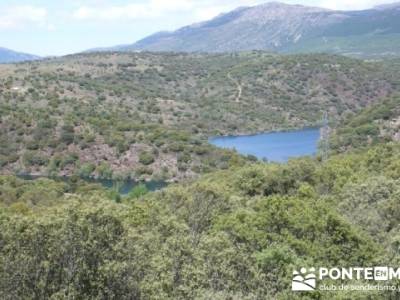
left=138, top=151, right=155, bottom=165
left=23, top=151, right=49, bottom=166
left=78, top=162, right=96, bottom=178
left=60, top=124, right=75, bottom=145
left=1, top=51, right=400, bottom=299
left=96, top=162, right=113, bottom=179
left=128, top=183, right=148, bottom=199
left=1, top=143, right=400, bottom=298
left=330, top=96, right=400, bottom=152
left=1, top=52, right=398, bottom=181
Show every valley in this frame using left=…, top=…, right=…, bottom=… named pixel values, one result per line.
left=0, top=51, right=398, bottom=181
left=1, top=2, right=400, bottom=298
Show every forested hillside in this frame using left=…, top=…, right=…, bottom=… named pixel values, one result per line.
left=330, top=95, right=400, bottom=152
left=3, top=0, right=400, bottom=298
left=1, top=51, right=398, bottom=180
left=1, top=141, right=400, bottom=299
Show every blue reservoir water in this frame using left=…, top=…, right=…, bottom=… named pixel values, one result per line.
left=209, top=128, right=321, bottom=162
left=17, top=174, right=167, bottom=195
left=82, top=178, right=167, bottom=194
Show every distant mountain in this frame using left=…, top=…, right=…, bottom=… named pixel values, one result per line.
left=103, top=2, right=400, bottom=58
left=84, top=44, right=132, bottom=53
left=0, top=47, right=40, bottom=63
left=374, top=2, right=400, bottom=10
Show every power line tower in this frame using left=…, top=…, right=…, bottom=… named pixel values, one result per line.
left=321, top=111, right=330, bottom=161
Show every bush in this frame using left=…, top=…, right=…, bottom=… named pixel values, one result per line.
left=96, top=163, right=113, bottom=179
left=61, top=153, right=79, bottom=168
left=177, top=152, right=191, bottom=164
left=128, top=184, right=148, bottom=199
left=135, top=166, right=153, bottom=176
left=78, top=163, right=96, bottom=178
left=23, top=151, right=49, bottom=166
left=60, top=124, right=75, bottom=145
left=139, top=151, right=155, bottom=165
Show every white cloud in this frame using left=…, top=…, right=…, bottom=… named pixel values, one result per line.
left=73, top=0, right=196, bottom=21
left=47, top=24, right=57, bottom=31
left=194, top=6, right=227, bottom=21
left=316, top=0, right=395, bottom=10
left=71, top=0, right=398, bottom=23
left=71, top=0, right=272, bottom=22
left=0, top=5, right=48, bottom=30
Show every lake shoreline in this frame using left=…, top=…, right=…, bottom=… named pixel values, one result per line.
left=208, top=126, right=322, bottom=141
left=14, top=173, right=168, bottom=194
left=209, top=127, right=321, bottom=163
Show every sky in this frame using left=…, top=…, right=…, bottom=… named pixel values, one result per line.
left=0, top=0, right=398, bottom=56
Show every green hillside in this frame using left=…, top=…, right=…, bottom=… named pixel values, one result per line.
left=3, top=1, right=400, bottom=299
left=284, top=34, right=400, bottom=59
left=330, top=96, right=400, bottom=153
left=0, top=52, right=398, bottom=180
left=1, top=141, right=400, bottom=298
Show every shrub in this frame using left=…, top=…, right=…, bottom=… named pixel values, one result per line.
left=78, top=163, right=96, bottom=178
left=128, top=184, right=148, bottom=199
left=139, top=151, right=155, bottom=165
left=23, top=151, right=49, bottom=166
left=96, top=163, right=113, bottom=179
left=60, top=124, right=75, bottom=145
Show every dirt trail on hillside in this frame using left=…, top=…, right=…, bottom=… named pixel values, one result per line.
left=227, top=73, right=242, bottom=103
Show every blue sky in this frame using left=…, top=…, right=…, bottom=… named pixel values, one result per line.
left=0, top=0, right=397, bottom=56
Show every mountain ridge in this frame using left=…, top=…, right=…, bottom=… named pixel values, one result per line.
left=0, top=47, right=40, bottom=63
left=374, top=2, right=400, bottom=10
left=93, top=1, right=400, bottom=58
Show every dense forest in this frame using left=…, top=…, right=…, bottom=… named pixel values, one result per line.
left=1, top=141, right=400, bottom=299
left=0, top=52, right=399, bottom=180
left=1, top=51, right=400, bottom=299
